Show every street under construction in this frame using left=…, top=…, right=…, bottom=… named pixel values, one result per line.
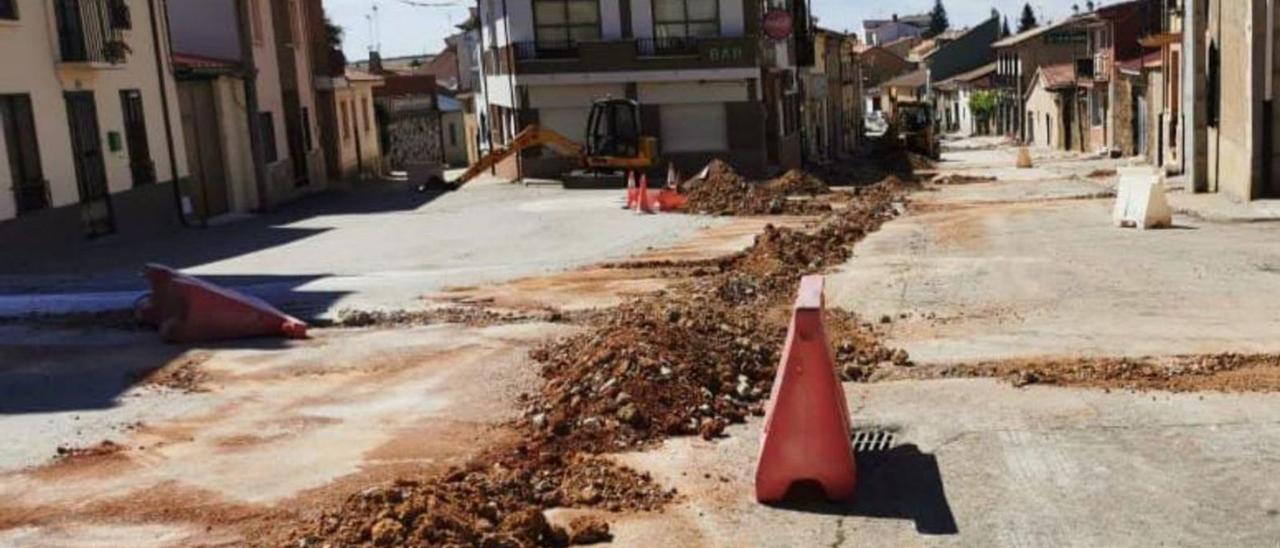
left=2, top=138, right=1280, bottom=547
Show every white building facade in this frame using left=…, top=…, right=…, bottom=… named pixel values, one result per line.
left=475, top=0, right=811, bottom=179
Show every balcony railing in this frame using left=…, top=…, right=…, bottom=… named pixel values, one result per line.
left=512, top=40, right=580, bottom=61
left=54, top=0, right=131, bottom=64
left=637, top=36, right=701, bottom=57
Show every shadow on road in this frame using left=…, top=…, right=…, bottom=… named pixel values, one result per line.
left=0, top=271, right=350, bottom=415
left=0, top=183, right=448, bottom=294
left=771, top=444, right=959, bottom=535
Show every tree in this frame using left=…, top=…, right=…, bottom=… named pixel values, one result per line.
left=969, top=90, right=998, bottom=134
left=1001, top=16, right=1012, bottom=38
left=926, top=0, right=949, bottom=38
left=1018, top=3, right=1039, bottom=33
left=323, top=15, right=344, bottom=50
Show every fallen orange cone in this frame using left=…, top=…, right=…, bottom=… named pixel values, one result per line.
left=137, top=263, right=308, bottom=343
left=755, top=275, right=856, bottom=503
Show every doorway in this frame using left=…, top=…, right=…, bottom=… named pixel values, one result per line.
left=0, top=94, right=49, bottom=213
left=64, top=91, right=115, bottom=237
left=177, top=80, right=230, bottom=218
left=120, top=90, right=156, bottom=186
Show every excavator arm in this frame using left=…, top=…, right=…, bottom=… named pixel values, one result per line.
left=452, top=124, right=585, bottom=186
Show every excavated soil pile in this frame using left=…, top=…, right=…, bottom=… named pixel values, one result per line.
left=289, top=175, right=909, bottom=547
left=680, top=163, right=833, bottom=216
left=524, top=177, right=908, bottom=452
left=297, top=453, right=669, bottom=546
left=928, top=353, right=1280, bottom=393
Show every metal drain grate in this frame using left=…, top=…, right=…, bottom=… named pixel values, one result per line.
left=851, top=428, right=896, bottom=453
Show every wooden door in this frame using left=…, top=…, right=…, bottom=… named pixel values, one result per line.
left=178, top=80, right=229, bottom=218
left=64, top=91, right=115, bottom=237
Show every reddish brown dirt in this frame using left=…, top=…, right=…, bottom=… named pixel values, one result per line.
left=53, top=440, right=126, bottom=463
left=680, top=161, right=835, bottom=216
left=1088, top=168, right=1118, bottom=179
left=136, top=353, right=213, bottom=393
left=331, top=306, right=569, bottom=329
left=897, top=353, right=1280, bottom=392
left=285, top=173, right=911, bottom=547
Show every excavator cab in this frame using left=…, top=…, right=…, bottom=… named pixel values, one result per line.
left=585, top=98, right=641, bottom=159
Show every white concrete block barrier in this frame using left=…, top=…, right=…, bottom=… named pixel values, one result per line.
left=1113, top=166, right=1173, bottom=230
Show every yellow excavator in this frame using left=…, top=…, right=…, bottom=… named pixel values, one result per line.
left=452, top=98, right=658, bottom=187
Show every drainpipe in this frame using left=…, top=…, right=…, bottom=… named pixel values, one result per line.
left=235, top=0, right=270, bottom=212
left=147, top=0, right=188, bottom=227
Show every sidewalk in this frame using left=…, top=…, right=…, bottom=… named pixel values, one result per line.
left=1166, top=189, right=1280, bottom=223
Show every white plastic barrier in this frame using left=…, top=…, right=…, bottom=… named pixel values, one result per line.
left=1112, top=166, right=1172, bottom=230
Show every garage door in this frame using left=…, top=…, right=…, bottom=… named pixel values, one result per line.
left=538, top=107, right=589, bottom=157
left=659, top=103, right=728, bottom=153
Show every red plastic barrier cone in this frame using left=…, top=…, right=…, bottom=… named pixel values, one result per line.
left=636, top=174, right=655, bottom=214
left=755, top=275, right=856, bottom=503
left=624, top=171, right=637, bottom=210
left=155, top=274, right=308, bottom=343
left=136, top=263, right=182, bottom=327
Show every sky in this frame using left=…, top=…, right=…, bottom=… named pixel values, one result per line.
left=322, top=0, right=1076, bottom=62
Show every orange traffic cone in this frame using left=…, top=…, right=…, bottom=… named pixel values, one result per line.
left=158, top=277, right=309, bottom=343
left=755, top=275, right=856, bottom=503
left=136, top=263, right=181, bottom=327
left=624, top=171, right=637, bottom=210
left=139, top=266, right=309, bottom=343
left=636, top=174, right=655, bottom=214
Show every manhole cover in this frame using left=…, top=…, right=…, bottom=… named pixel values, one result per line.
left=851, top=428, right=896, bottom=454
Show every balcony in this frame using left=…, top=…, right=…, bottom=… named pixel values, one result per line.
left=510, top=36, right=758, bottom=75
left=513, top=40, right=581, bottom=61
left=54, top=0, right=132, bottom=65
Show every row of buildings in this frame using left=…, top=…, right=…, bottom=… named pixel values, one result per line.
left=0, top=0, right=458, bottom=251
left=863, top=0, right=1279, bottom=204
left=989, top=0, right=1278, bottom=203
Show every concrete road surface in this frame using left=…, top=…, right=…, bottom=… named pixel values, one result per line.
left=0, top=178, right=718, bottom=319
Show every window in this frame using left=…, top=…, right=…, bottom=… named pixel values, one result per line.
left=341, top=101, right=351, bottom=141
left=654, top=0, right=719, bottom=40
left=361, top=98, right=370, bottom=132
left=1, top=94, right=49, bottom=213
left=301, top=107, right=313, bottom=151
left=0, top=0, right=17, bottom=20
left=260, top=112, right=278, bottom=163
left=449, top=123, right=458, bottom=146
left=533, top=0, right=599, bottom=48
